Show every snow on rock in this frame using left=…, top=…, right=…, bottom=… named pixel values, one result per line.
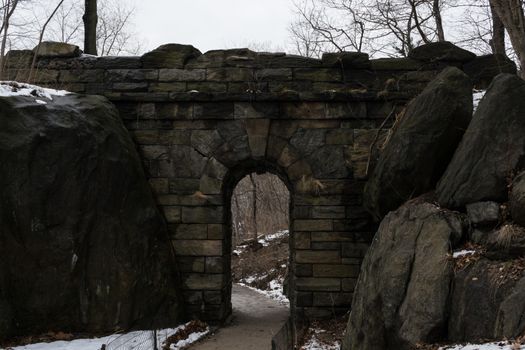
left=452, top=249, right=476, bottom=258
left=7, top=322, right=209, bottom=350
left=301, top=335, right=340, bottom=350
left=473, top=89, right=486, bottom=112
left=258, top=230, right=289, bottom=247
left=0, top=81, right=70, bottom=101
left=441, top=341, right=525, bottom=349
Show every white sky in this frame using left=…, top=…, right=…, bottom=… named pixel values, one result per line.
left=131, top=0, right=295, bottom=54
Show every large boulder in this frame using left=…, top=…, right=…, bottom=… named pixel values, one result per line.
left=342, top=201, right=463, bottom=350
left=437, top=74, right=525, bottom=208
left=0, top=92, right=183, bottom=339
left=408, top=41, right=476, bottom=63
left=449, top=256, right=525, bottom=341
left=363, top=67, right=472, bottom=220
left=141, top=43, right=202, bottom=68
left=510, top=171, right=525, bottom=227
left=33, top=41, right=81, bottom=58
left=463, top=54, right=517, bottom=89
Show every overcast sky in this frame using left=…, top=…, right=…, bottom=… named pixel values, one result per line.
left=131, top=0, right=295, bottom=54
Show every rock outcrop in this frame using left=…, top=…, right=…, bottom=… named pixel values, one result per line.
left=0, top=93, right=183, bottom=339
left=437, top=74, right=525, bottom=208
left=363, top=67, right=472, bottom=220
left=511, top=171, right=525, bottom=227
left=342, top=201, right=463, bottom=350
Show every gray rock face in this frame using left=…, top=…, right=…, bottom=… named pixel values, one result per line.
left=364, top=67, right=472, bottom=220
left=449, top=257, right=525, bottom=341
left=321, top=52, right=370, bottom=68
left=141, top=43, right=202, bottom=68
left=511, top=172, right=525, bottom=227
left=437, top=74, right=525, bottom=208
left=409, top=41, right=476, bottom=63
left=466, top=201, right=500, bottom=226
left=486, top=224, right=525, bottom=259
left=342, top=201, right=463, bottom=350
left=463, top=54, right=517, bottom=89
left=0, top=94, right=182, bottom=339
left=33, top=41, right=81, bottom=58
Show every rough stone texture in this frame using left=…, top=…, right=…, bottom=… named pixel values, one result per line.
left=449, top=257, right=525, bottom=341
left=466, top=201, right=500, bottom=226
left=342, top=201, right=463, bottom=350
left=33, top=41, right=81, bottom=58
left=141, top=44, right=202, bottom=68
left=364, top=67, right=472, bottom=220
left=510, top=171, right=525, bottom=227
left=0, top=94, right=182, bottom=339
left=437, top=74, right=525, bottom=208
left=486, top=224, right=525, bottom=259
left=1, top=41, right=517, bottom=324
left=408, top=41, right=476, bottom=63
left=464, top=54, right=517, bottom=88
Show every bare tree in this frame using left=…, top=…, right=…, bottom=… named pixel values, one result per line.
left=490, top=0, right=525, bottom=75
left=83, top=0, right=97, bottom=55
left=0, top=0, right=19, bottom=77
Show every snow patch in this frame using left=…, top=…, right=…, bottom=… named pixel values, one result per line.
left=238, top=280, right=289, bottom=306
left=473, top=89, right=486, bottom=112
left=452, top=250, right=476, bottom=259
left=301, top=335, right=340, bottom=350
left=8, top=321, right=209, bottom=350
left=441, top=341, right=525, bottom=349
left=0, top=81, right=70, bottom=101
left=258, top=229, right=289, bottom=247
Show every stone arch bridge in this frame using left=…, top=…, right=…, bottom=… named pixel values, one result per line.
left=4, top=41, right=512, bottom=322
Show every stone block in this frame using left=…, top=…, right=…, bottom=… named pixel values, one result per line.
left=296, top=278, right=341, bottom=291
left=245, top=119, right=270, bottom=158
left=342, top=278, right=358, bottom=292
left=174, top=240, right=223, bottom=256
left=162, top=206, right=181, bottom=223
left=206, top=67, right=254, bottom=81
left=131, top=130, right=159, bottom=145
left=234, top=102, right=280, bottom=119
left=106, top=69, right=158, bottom=82
left=149, top=83, right=187, bottom=92
left=158, top=130, right=191, bottom=145
left=169, top=224, right=208, bottom=240
left=294, top=220, right=333, bottom=232
left=204, top=291, right=223, bottom=304
left=183, top=291, right=203, bottom=304
left=33, top=41, right=80, bottom=58
left=193, top=102, right=234, bottom=119
left=313, top=264, right=360, bottom=278
left=296, top=292, right=313, bottom=307
left=295, top=232, right=311, bottom=249
left=141, top=44, right=202, bottom=68
left=256, top=68, right=293, bottom=81
left=342, top=242, right=369, bottom=258
left=182, top=206, right=223, bottom=223
left=60, top=69, right=104, bottom=83
left=113, top=82, right=148, bottom=92
left=187, top=82, right=228, bottom=93
left=169, top=178, right=200, bottom=193
left=206, top=257, right=224, bottom=273
left=281, top=102, right=325, bottom=119
left=310, top=231, right=354, bottom=242
left=149, top=178, right=169, bottom=194
left=313, top=292, right=353, bottom=306
left=208, top=224, right=224, bottom=239
left=311, top=206, right=346, bottom=219
left=287, top=160, right=312, bottom=181
left=311, top=242, right=341, bottom=250
left=182, top=273, right=224, bottom=290
left=200, top=175, right=222, bottom=195
left=293, top=68, right=342, bottom=81
left=278, top=145, right=300, bottom=168
left=295, top=250, right=340, bottom=264
left=296, top=264, right=313, bottom=277
left=159, top=68, right=206, bottom=81
left=326, top=129, right=354, bottom=145
left=177, top=257, right=205, bottom=273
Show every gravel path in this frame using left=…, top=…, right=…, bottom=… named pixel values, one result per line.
left=189, top=284, right=289, bottom=350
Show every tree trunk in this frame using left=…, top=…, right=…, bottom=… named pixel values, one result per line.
left=490, top=2, right=506, bottom=55
left=249, top=174, right=258, bottom=241
left=433, top=0, right=445, bottom=41
left=491, top=0, right=525, bottom=77
left=83, top=0, right=98, bottom=55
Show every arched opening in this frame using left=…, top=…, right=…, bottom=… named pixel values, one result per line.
left=222, top=161, right=294, bottom=336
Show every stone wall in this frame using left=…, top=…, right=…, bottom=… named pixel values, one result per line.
left=3, top=42, right=514, bottom=322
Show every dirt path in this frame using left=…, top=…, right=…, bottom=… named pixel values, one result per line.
left=190, top=284, right=289, bottom=350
